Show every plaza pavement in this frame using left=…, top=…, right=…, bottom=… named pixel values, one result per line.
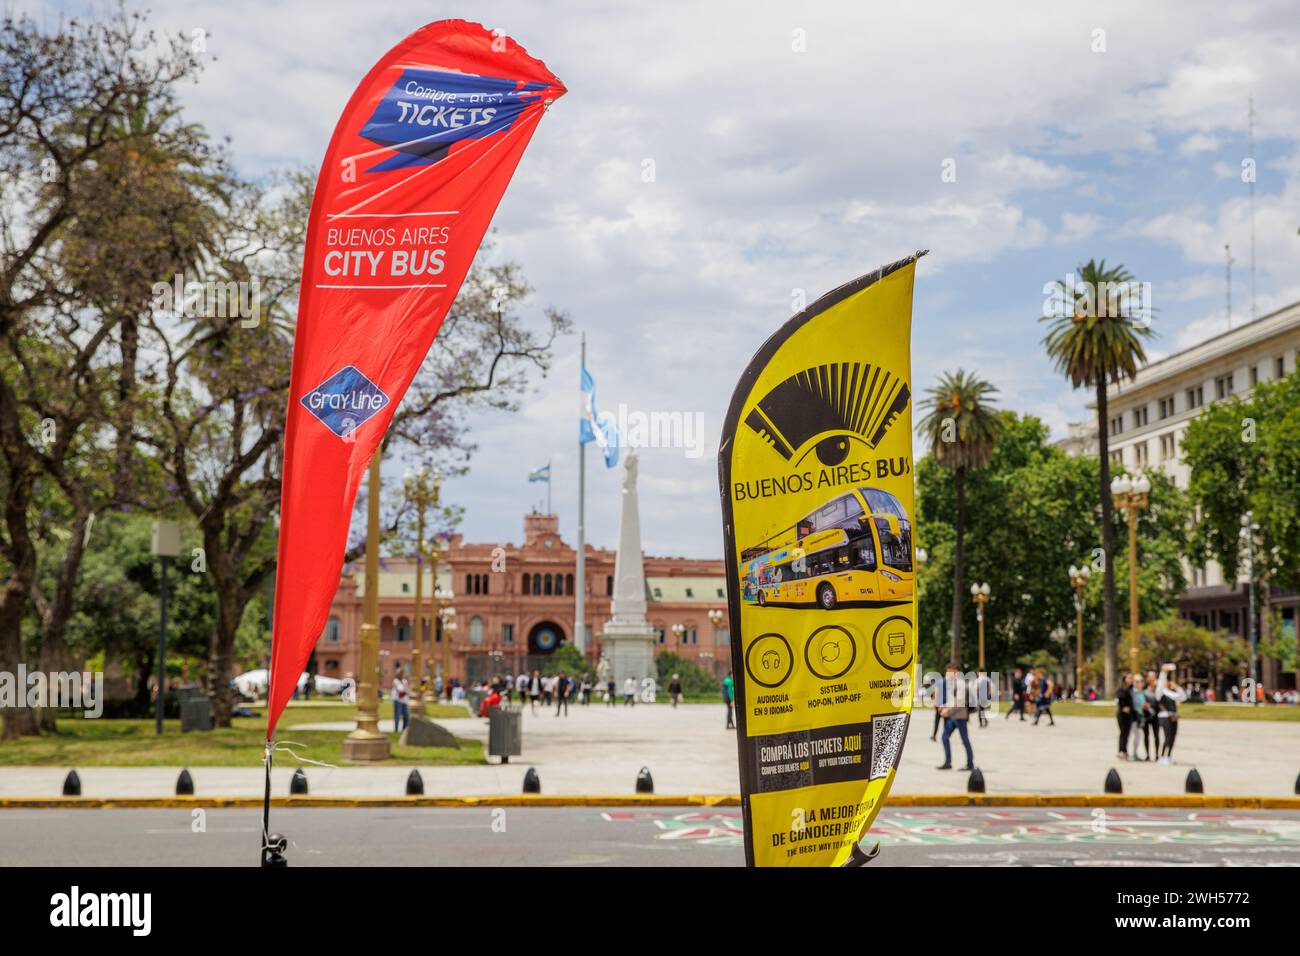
left=0, top=701, right=1296, bottom=798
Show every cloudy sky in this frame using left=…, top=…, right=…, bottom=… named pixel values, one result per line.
left=38, top=0, right=1300, bottom=557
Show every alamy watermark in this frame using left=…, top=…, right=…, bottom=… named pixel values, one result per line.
left=152, top=272, right=262, bottom=328
left=616, top=403, right=706, bottom=459
left=0, top=666, right=104, bottom=718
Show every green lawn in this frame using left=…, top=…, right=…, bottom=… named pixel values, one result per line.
left=1010, top=700, right=1300, bottom=722
left=0, top=700, right=483, bottom=767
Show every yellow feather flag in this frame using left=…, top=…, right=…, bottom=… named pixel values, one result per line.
left=718, top=251, right=925, bottom=867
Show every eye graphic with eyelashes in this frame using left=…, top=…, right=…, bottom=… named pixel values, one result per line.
left=743, top=363, right=910, bottom=466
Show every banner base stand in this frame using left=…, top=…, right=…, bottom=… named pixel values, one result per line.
left=842, top=841, right=880, bottom=867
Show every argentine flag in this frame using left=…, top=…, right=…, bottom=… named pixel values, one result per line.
left=528, top=463, right=551, bottom=483
left=580, top=367, right=620, bottom=468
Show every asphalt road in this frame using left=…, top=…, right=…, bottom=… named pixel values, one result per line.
left=1, top=806, right=1298, bottom=867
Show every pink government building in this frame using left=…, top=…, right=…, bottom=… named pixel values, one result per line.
left=317, top=513, right=732, bottom=686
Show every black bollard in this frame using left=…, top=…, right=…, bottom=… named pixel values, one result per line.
left=1104, top=767, right=1123, bottom=794
left=636, top=767, right=654, bottom=794
left=1185, top=768, right=1204, bottom=794
left=967, top=767, right=986, bottom=793
left=261, top=832, right=288, bottom=868
left=62, top=770, right=81, bottom=797
left=290, top=768, right=308, bottom=795
left=176, top=769, right=195, bottom=796
left=406, top=769, right=424, bottom=796
left=522, top=767, right=541, bottom=794
left=1295, top=771, right=1299, bottom=796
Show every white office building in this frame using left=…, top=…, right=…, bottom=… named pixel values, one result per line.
left=1060, top=299, right=1300, bottom=691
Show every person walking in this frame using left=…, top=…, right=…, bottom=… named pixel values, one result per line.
left=623, top=675, right=637, bottom=706
left=930, top=670, right=947, bottom=741
left=391, top=665, right=410, bottom=734
left=1143, top=670, right=1161, bottom=756
left=1115, top=673, right=1134, bottom=760
left=606, top=677, right=617, bottom=707
left=668, top=674, right=683, bottom=708
left=723, top=671, right=735, bottom=729
left=542, top=673, right=554, bottom=708
left=1129, top=674, right=1149, bottom=759
left=1155, top=664, right=1186, bottom=765
left=936, top=662, right=974, bottom=771
left=528, top=670, right=541, bottom=714
left=555, top=670, right=570, bottom=717
left=1005, top=667, right=1027, bottom=721
left=579, top=673, right=592, bottom=706
left=1033, top=673, right=1055, bottom=726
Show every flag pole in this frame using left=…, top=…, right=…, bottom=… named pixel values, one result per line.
left=547, top=458, right=553, bottom=515
left=575, top=335, right=586, bottom=657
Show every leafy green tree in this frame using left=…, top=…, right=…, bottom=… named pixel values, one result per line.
left=1041, top=259, right=1155, bottom=693
left=1184, top=372, right=1300, bottom=592
left=917, top=412, right=1187, bottom=679
left=654, top=651, right=720, bottom=697
left=0, top=10, right=207, bottom=736
left=917, top=369, right=1002, bottom=667
left=1082, top=615, right=1244, bottom=687
left=539, top=643, right=587, bottom=678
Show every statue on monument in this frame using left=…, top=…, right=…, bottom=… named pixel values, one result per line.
left=599, top=450, right=657, bottom=686
left=596, top=653, right=611, bottom=683
left=622, top=451, right=638, bottom=493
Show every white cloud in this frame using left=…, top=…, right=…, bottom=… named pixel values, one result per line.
left=27, top=0, right=1300, bottom=555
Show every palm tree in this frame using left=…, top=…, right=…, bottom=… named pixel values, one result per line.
left=1041, top=259, right=1154, bottom=694
left=918, top=370, right=1002, bottom=668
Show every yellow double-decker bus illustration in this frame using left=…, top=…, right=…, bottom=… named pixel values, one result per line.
left=738, top=487, right=914, bottom=611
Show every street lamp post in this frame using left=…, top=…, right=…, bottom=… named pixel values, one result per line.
left=915, top=547, right=927, bottom=576
left=438, top=600, right=457, bottom=695
left=405, top=468, right=441, bottom=716
left=671, top=623, right=686, bottom=647
left=1068, top=564, right=1091, bottom=698
left=342, top=454, right=391, bottom=762
left=1111, top=473, right=1151, bottom=677
left=1240, top=510, right=1260, bottom=704
left=150, top=521, right=181, bottom=736
left=970, top=582, right=990, bottom=672
left=707, top=609, right=725, bottom=676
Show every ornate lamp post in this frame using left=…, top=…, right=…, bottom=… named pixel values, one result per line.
left=404, top=468, right=441, bottom=716
left=437, top=600, right=456, bottom=695
left=969, top=581, right=990, bottom=671
left=1111, top=473, right=1151, bottom=676
left=671, top=623, right=687, bottom=648
left=915, top=547, right=927, bottom=576
left=706, top=609, right=725, bottom=676
left=1240, top=510, right=1260, bottom=704
left=342, top=455, right=391, bottom=762
left=1068, top=563, right=1091, bottom=698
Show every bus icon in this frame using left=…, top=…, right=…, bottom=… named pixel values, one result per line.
left=886, top=632, right=906, bottom=656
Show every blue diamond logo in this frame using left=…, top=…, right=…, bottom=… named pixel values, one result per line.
left=300, top=365, right=390, bottom=439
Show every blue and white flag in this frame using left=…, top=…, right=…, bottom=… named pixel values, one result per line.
left=528, top=463, right=551, bottom=483
left=580, top=367, right=620, bottom=468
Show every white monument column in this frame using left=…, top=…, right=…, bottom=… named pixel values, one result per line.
left=599, top=453, right=657, bottom=690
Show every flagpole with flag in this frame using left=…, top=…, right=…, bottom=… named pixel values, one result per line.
left=575, top=334, right=586, bottom=655
left=528, top=461, right=552, bottom=514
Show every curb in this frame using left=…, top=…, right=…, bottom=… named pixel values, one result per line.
left=1, top=794, right=1298, bottom=810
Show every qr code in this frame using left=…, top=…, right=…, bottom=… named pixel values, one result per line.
left=870, top=713, right=909, bottom=780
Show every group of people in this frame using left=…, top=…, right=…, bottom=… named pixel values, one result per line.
left=1116, top=664, right=1185, bottom=764
left=1005, top=666, right=1061, bottom=726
